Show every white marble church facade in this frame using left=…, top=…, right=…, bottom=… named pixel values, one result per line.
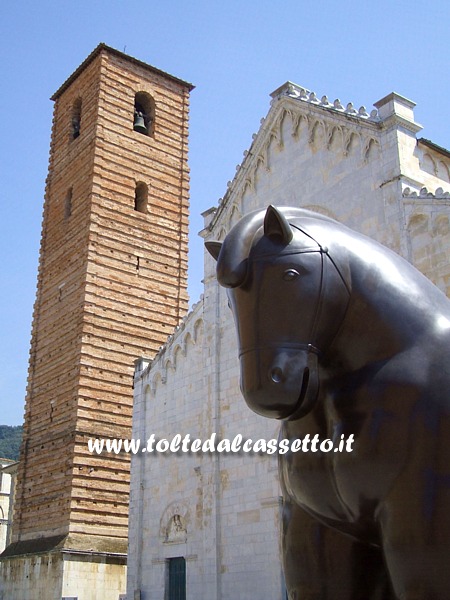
left=127, top=82, right=450, bottom=599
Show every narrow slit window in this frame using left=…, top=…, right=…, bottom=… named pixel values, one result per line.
left=134, top=182, right=148, bottom=213
left=71, top=98, right=82, bottom=140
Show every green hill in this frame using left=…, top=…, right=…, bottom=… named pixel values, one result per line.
left=0, top=425, right=23, bottom=461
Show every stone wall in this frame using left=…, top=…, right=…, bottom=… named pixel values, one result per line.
left=0, top=552, right=126, bottom=600
left=128, top=82, right=450, bottom=599
left=129, top=299, right=282, bottom=600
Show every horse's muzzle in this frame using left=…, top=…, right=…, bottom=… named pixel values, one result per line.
left=239, top=345, right=320, bottom=420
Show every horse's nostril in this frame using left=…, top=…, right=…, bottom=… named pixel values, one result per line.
left=270, top=367, right=283, bottom=383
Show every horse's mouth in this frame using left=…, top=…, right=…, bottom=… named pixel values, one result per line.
left=284, top=367, right=318, bottom=421
left=240, top=348, right=320, bottom=420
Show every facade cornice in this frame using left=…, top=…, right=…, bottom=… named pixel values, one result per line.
left=0, top=461, right=18, bottom=475
left=377, top=113, right=423, bottom=135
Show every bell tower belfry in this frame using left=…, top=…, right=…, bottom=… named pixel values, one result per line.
left=0, top=44, right=193, bottom=599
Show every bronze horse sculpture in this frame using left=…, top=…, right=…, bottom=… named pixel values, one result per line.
left=206, top=206, right=450, bottom=599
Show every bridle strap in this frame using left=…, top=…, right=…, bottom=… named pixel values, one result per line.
left=239, top=342, right=321, bottom=358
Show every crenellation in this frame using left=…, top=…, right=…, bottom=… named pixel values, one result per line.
left=403, top=185, right=450, bottom=199
left=270, top=81, right=382, bottom=124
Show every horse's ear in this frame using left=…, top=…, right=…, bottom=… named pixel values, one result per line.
left=205, top=241, right=223, bottom=261
left=264, top=205, right=293, bottom=244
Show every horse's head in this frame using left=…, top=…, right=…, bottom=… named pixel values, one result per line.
left=206, top=206, right=351, bottom=420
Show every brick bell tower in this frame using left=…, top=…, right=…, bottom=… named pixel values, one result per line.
left=0, top=44, right=192, bottom=599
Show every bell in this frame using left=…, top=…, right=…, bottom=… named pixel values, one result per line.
left=133, top=111, right=147, bottom=134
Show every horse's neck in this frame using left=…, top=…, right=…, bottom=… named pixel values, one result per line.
left=327, top=236, right=449, bottom=371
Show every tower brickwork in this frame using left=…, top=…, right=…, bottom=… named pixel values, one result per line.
left=1, top=44, right=192, bottom=599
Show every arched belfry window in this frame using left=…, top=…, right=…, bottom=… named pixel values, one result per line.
left=134, top=182, right=148, bottom=213
left=133, top=92, right=154, bottom=136
left=71, top=98, right=82, bottom=140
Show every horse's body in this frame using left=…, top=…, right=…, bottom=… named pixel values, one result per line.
left=207, top=206, right=450, bottom=599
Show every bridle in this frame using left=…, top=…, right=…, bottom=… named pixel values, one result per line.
left=235, top=221, right=351, bottom=420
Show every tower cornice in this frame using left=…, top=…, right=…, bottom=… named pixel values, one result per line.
left=51, top=43, right=194, bottom=101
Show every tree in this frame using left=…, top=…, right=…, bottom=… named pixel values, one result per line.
left=0, top=425, right=23, bottom=460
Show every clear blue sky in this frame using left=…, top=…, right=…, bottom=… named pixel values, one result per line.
left=1, top=0, right=449, bottom=426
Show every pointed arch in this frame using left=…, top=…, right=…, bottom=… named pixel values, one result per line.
left=288, top=110, right=304, bottom=139
left=433, top=214, right=449, bottom=237
left=407, top=213, right=429, bottom=235
left=172, top=344, right=184, bottom=368
left=326, top=124, right=343, bottom=150
left=164, top=357, right=175, bottom=374
left=343, top=131, right=360, bottom=156
left=422, top=153, right=436, bottom=176
left=151, top=371, right=165, bottom=393
left=193, top=318, right=203, bottom=343
left=362, top=137, right=380, bottom=163
left=437, top=161, right=450, bottom=183
left=217, top=227, right=228, bottom=242
left=183, top=331, right=194, bottom=354
left=308, top=119, right=325, bottom=145
left=228, top=204, right=242, bottom=228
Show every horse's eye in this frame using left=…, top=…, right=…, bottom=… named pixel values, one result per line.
left=283, top=269, right=300, bottom=281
